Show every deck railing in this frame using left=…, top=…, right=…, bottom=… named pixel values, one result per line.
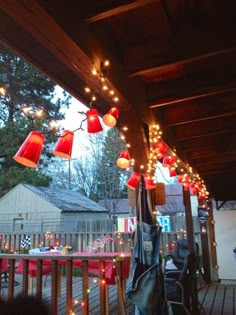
left=0, top=232, right=203, bottom=314
left=0, top=253, right=130, bottom=315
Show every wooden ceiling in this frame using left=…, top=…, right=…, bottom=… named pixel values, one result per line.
left=0, top=0, right=236, bottom=201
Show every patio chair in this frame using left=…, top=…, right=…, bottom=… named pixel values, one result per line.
left=165, top=239, right=199, bottom=270
left=164, top=252, right=205, bottom=315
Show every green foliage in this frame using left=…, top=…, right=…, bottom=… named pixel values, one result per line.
left=0, top=43, right=71, bottom=195
left=94, top=128, right=129, bottom=208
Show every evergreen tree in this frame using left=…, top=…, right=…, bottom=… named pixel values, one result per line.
left=0, top=43, right=71, bottom=195
left=96, top=128, right=129, bottom=211
left=49, top=128, right=129, bottom=212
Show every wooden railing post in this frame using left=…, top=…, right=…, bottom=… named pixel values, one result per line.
left=82, top=260, right=89, bottom=315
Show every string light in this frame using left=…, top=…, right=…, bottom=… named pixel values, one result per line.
left=0, top=59, right=209, bottom=199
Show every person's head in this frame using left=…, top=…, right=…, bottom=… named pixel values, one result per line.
left=0, top=295, right=49, bottom=315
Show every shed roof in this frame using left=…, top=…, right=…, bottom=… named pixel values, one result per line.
left=23, top=184, right=108, bottom=213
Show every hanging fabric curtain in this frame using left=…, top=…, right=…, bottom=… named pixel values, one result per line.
left=126, top=175, right=168, bottom=315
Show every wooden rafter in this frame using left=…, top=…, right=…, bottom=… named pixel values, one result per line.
left=85, top=0, right=156, bottom=23
left=130, top=46, right=236, bottom=78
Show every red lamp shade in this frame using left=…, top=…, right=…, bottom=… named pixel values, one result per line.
left=116, top=150, right=130, bottom=168
left=102, top=107, right=119, bottom=127
left=13, top=131, right=45, bottom=168
left=169, top=167, right=177, bottom=177
left=177, top=175, right=183, bottom=183
left=192, top=186, right=198, bottom=195
left=126, top=172, right=141, bottom=190
left=52, top=130, right=74, bottom=159
left=144, top=175, right=156, bottom=190
left=154, top=141, right=167, bottom=158
left=183, top=182, right=191, bottom=191
left=86, top=109, right=103, bottom=133
left=162, top=155, right=172, bottom=168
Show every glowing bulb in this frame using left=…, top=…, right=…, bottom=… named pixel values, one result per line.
left=104, top=60, right=110, bottom=67
left=85, top=87, right=91, bottom=93
left=0, top=86, right=6, bottom=95
left=92, top=68, right=97, bottom=75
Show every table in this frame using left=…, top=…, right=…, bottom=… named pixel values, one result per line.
left=16, top=252, right=130, bottom=293
left=72, top=252, right=130, bottom=285
left=17, top=252, right=130, bottom=281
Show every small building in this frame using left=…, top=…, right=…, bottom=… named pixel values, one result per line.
left=0, top=184, right=109, bottom=233
left=157, top=183, right=198, bottom=216
left=98, top=199, right=131, bottom=218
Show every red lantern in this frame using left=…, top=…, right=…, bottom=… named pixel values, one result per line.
left=13, top=131, right=45, bottom=168
left=177, top=175, right=183, bottom=183
left=162, top=155, right=172, bottom=168
left=116, top=150, right=130, bottom=169
left=154, top=141, right=167, bottom=158
left=169, top=243, right=175, bottom=251
left=86, top=109, right=103, bottom=133
left=102, top=107, right=119, bottom=127
left=126, top=172, right=141, bottom=190
left=144, top=175, right=156, bottom=190
left=52, top=130, right=74, bottom=159
left=192, top=186, right=198, bottom=195
left=169, top=167, right=177, bottom=177
left=183, top=182, right=191, bottom=191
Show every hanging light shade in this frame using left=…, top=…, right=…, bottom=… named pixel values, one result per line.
left=144, top=175, right=156, bottom=190
left=126, top=172, right=141, bottom=190
left=192, top=186, right=198, bottom=195
left=86, top=109, right=103, bottom=133
left=169, top=167, right=177, bottom=177
left=154, top=141, right=167, bottom=158
left=177, top=175, right=183, bottom=183
left=102, top=107, right=119, bottom=127
left=116, top=149, right=130, bottom=168
left=13, top=131, right=45, bottom=168
left=52, top=130, right=74, bottom=159
left=183, top=182, right=191, bottom=191
left=162, top=155, right=172, bottom=168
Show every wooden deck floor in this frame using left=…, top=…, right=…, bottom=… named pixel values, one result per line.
left=2, top=276, right=236, bottom=314
left=198, top=282, right=236, bottom=315
left=1, top=274, right=134, bottom=315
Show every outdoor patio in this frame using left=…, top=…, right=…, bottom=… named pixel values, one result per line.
left=1, top=272, right=236, bottom=315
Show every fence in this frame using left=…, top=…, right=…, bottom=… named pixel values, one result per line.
left=0, top=231, right=202, bottom=257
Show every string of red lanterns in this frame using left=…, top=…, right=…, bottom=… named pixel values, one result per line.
left=0, top=62, right=209, bottom=201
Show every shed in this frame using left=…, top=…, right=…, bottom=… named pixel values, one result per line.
left=157, top=184, right=198, bottom=216
left=0, top=184, right=109, bottom=233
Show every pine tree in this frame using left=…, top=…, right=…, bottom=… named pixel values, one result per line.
left=0, top=43, right=71, bottom=195
left=96, top=128, right=129, bottom=210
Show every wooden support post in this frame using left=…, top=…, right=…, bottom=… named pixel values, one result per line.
left=66, top=259, right=73, bottom=315
left=51, top=260, right=58, bottom=315
left=206, top=198, right=219, bottom=282
left=82, top=260, right=89, bottom=315
left=183, top=188, right=199, bottom=314
left=115, top=259, right=126, bottom=315
left=99, top=260, right=109, bottom=315
left=183, top=188, right=194, bottom=251
left=36, top=259, right=43, bottom=299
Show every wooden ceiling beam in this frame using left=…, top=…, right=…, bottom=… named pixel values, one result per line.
left=0, top=0, right=155, bottom=170
left=161, top=102, right=236, bottom=127
left=167, top=111, right=236, bottom=127
left=85, top=0, right=156, bottom=23
left=149, top=83, right=236, bottom=109
left=173, top=118, right=236, bottom=141
left=130, top=46, right=236, bottom=78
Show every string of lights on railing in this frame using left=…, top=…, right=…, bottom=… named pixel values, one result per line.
left=0, top=58, right=209, bottom=201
